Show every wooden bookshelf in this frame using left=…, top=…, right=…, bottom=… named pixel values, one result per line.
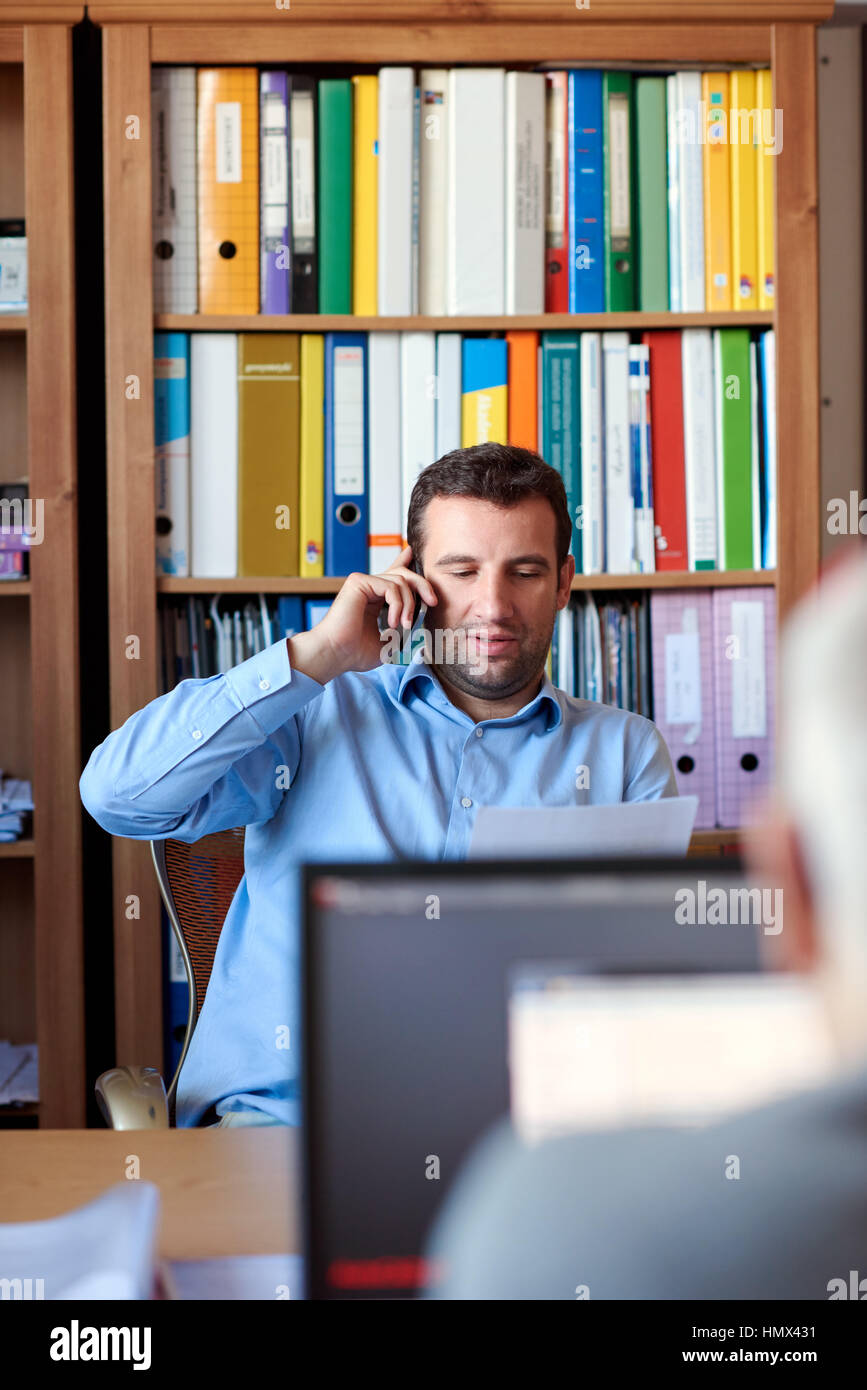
left=155, top=311, right=777, bottom=332
left=94, top=1, right=829, bottom=1072
left=0, top=9, right=86, bottom=1127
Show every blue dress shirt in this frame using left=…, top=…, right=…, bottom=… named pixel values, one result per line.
left=79, top=639, right=677, bottom=1126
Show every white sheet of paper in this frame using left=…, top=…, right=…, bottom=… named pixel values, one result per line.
left=468, top=796, right=699, bottom=860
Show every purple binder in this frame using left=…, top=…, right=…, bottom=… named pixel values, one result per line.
left=711, top=586, right=776, bottom=830
left=260, top=71, right=290, bottom=314
left=650, top=590, right=716, bottom=829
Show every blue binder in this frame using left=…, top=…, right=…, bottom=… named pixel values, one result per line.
left=276, top=596, right=304, bottom=640
left=567, top=71, right=605, bottom=313
left=324, top=332, right=369, bottom=575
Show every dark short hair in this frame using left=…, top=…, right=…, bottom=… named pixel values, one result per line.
left=406, top=442, right=572, bottom=571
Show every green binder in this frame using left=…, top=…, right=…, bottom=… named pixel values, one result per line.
left=602, top=71, right=635, bottom=312
left=318, top=79, right=352, bottom=314
left=541, top=333, right=582, bottom=570
left=715, top=329, right=754, bottom=570
left=634, top=77, right=669, bottom=312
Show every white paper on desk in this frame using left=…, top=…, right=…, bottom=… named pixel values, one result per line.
left=0, top=1181, right=159, bottom=1299
left=468, top=796, right=699, bottom=860
left=161, top=1253, right=302, bottom=1300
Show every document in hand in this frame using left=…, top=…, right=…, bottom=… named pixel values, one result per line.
left=468, top=796, right=699, bottom=859
left=0, top=1181, right=159, bottom=1299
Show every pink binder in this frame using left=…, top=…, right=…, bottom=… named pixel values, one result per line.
left=711, top=587, right=776, bottom=829
left=650, top=591, right=716, bottom=829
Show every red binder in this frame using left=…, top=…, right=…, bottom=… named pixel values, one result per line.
left=642, top=330, right=688, bottom=571
left=544, top=72, right=569, bottom=314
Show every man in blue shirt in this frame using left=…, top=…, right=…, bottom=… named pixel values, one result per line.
left=80, top=443, right=676, bottom=1127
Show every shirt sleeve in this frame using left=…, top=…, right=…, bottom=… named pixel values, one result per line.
left=79, top=639, right=326, bottom=842
left=623, top=719, right=679, bottom=802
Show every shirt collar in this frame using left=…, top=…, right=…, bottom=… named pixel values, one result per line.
left=395, top=649, right=563, bottom=731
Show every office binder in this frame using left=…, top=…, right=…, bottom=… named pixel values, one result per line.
left=711, top=586, right=776, bottom=829
left=602, top=331, right=632, bottom=572
left=650, top=591, right=716, bottom=829
left=641, top=330, right=688, bottom=571
left=324, top=333, right=368, bottom=575
left=541, top=332, right=580, bottom=567
left=277, top=595, right=304, bottom=640
left=401, top=331, right=437, bottom=520
left=288, top=76, right=318, bottom=313
left=666, top=74, right=682, bottom=313
left=318, top=79, right=353, bottom=314
left=702, top=72, right=732, bottom=312
left=756, top=69, right=776, bottom=311
left=447, top=68, right=505, bottom=314
left=237, top=333, right=300, bottom=577
left=418, top=69, right=449, bottom=316
left=506, top=330, right=538, bottom=451
left=505, top=71, right=545, bottom=314
left=730, top=70, right=759, bottom=310
left=759, top=330, right=777, bottom=569
left=714, top=328, right=753, bottom=571
left=151, top=66, right=198, bottom=314
left=567, top=69, right=605, bottom=314
left=190, top=333, right=237, bottom=577
left=435, top=332, right=462, bottom=459
left=299, top=333, right=325, bottom=577
left=197, top=68, right=259, bottom=315
left=259, top=71, right=290, bottom=314
left=544, top=72, right=569, bottom=314
left=682, top=328, right=717, bottom=571
left=634, top=76, right=669, bottom=312
left=673, top=70, right=705, bottom=313
left=352, top=74, right=378, bottom=316
left=377, top=68, right=414, bottom=316
left=368, top=333, right=403, bottom=573
left=579, top=331, right=604, bottom=576
left=602, top=71, right=634, bottom=311
left=462, top=337, right=508, bottom=448
left=628, top=343, right=654, bottom=574
left=154, top=331, right=190, bottom=577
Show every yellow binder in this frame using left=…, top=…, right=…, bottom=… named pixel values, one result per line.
left=300, top=334, right=325, bottom=577
left=238, top=334, right=300, bottom=577
left=756, top=69, right=775, bottom=311
left=352, top=75, right=378, bottom=316
left=702, top=72, right=731, bottom=312
left=729, top=70, right=758, bottom=312
left=197, top=68, right=260, bottom=315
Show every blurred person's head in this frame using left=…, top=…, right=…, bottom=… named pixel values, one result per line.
left=757, top=545, right=867, bottom=1065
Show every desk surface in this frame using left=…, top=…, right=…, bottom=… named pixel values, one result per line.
left=0, top=1129, right=299, bottom=1260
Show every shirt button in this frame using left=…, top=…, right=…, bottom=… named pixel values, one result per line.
left=191, top=728, right=203, bottom=740
left=259, top=678, right=271, bottom=691
left=475, top=727, right=484, bottom=738
left=461, top=796, right=473, bottom=809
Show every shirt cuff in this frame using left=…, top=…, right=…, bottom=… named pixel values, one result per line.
left=223, top=637, right=326, bottom=739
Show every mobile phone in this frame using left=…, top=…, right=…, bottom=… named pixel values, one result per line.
left=376, top=552, right=426, bottom=636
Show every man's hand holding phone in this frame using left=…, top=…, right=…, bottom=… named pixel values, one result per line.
left=287, top=545, right=438, bottom=686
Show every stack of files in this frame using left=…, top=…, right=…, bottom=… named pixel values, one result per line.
left=158, top=594, right=331, bottom=690
left=161, top=326, right=776, bottom=581
left=650, top=586, right=775, bottom=829
left=0, top=772, right=33, bottom=841
left=0, top=482, right=31, bottom=580
left=551, top=594, right=652, bottom=718
left=0, top=1182, right=159, bottom=1300
left=0, top=221, right=27, bottom=312
left=0, top=1039, right=37, bottom=1104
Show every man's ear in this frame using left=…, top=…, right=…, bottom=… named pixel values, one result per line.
left=556, top=554, right=576, bottom=610
left=746, top=796, right=819, bottom=972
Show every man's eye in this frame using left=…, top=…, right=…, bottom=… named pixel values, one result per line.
left=516, top=570, right=542, bottom=579
left=449, top=570, right=475, bottom=578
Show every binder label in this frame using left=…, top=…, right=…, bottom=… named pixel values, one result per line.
left=664, top=631, right=701, bottom=726
left=334, top=347, right=365, bottom=495
left=216, top=102, right=242, bottom=182
left=730, top=600, right=767, bottom=739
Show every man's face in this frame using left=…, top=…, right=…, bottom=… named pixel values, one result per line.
left=418, top=494, right=574, bottom=701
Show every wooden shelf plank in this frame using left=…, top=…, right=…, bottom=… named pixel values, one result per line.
left=0, top=838, right=34, bottom=858
left=0, top=581, right=29, bottom=596
left=0, top=315, right=26, bottom=333
left=89, top=1, right=835, bottom=22
left=157, top=570, right=776, bottom=596
left=155, top=311, right=776, bottom=333
left=690, top=829, right=743, bottom=847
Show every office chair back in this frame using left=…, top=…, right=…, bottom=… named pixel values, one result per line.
left=151, top=827, right=246, bottom=1110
